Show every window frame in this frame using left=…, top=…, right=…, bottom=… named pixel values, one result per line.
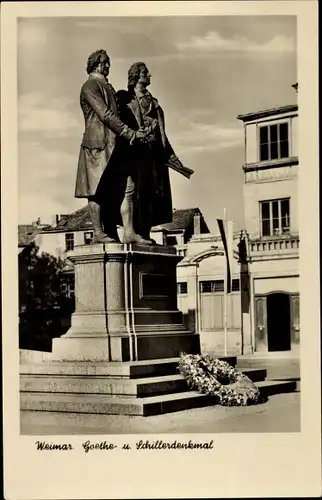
left=177, top=282, right=188, bottom=295
left=259, top=198, right=291, bottom=237
left=65, top=232, right=74, bottom=251
left=258, top=120, right=290, bottom=162
left=67, top=280, right=75, bottom=298
left=84, top=230, right=94, bottom=245
left=200, top=279, right=240, bottom=294
left=166, top=235, right=178, bottom=246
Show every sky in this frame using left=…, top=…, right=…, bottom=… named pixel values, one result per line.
left=18, top=15, right=297, bottom=231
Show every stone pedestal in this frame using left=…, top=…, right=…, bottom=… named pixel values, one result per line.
left=51, top=243, right=200, bottom=362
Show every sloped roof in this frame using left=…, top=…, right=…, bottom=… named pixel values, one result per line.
left=39, top=205, right=210, bottom=234
left=154, top=208, right=210, bottom=233
left=237, top=104, right=298, bottom=123
left=41, top=205, right=92, bottom=233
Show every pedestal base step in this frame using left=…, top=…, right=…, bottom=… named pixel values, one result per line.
left=20, top=356, right=237, bottom=379
left=20, top=368, right=268, bottom=398
left=51, top=332, right=202, bottom=362
left=20, top=354, right=298, bottom=416
left=20, top=380, right=298, bottom=416
left=21, top=390, right=214, bottom=416
left=255, top=380, right=298, bottom=396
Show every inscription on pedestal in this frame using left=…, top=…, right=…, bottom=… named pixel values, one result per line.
left=140, top=273, right=171, bottom=299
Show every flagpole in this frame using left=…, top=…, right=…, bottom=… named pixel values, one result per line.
left=223, top=207, right=228, bottom=357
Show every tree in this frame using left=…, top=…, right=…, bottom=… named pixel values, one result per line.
left=19, top=243, right=75, bottom=351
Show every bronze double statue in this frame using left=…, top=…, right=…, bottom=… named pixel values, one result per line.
left=75, top=49, right=193, bottom=245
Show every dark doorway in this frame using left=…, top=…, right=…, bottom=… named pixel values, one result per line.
left=267, top=293, right=291, bottom=351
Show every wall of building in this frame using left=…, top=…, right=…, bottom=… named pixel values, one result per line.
left=176, top=246, right=246, bottom=355
left=250, top=252, right=299, bottom=353
left=251, top=256, right=299, bottom=278
left=199, top=330, right=242, bottom=357
left=150, top=229, right=167, bottom=245
left=291, top=115, right=298, bottom=157
left=245, top=123, right=257, bottom=164
left=243, top=173, right=298, bottom=239
left=35, top=230, right=92, bottom=258
left=243, top=110, right=299, bottom=240
left=199, top=253, right=240, bottom=276
left=254, top=275, right=299, bottom=295
left=177, top=245, right=241, bottom=286
left=184, top=238, right=216, bottom=257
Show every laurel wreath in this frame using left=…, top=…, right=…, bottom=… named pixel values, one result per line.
left=178, top=353, right=267, bottom=406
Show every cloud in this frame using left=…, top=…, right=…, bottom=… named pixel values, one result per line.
left=18, top=141, right=83, bottom=224
left=19, top=92, right=80, bottom=137
left=176, top=32, right=296, bottom=55
left=171, top=120, right=243, bottom=155
left=75, top=19, right=138, bottom=34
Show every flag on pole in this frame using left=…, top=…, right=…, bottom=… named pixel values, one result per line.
left=237, top=230, right=248, bottom=264
left=217, top=218, right=234, bottom=293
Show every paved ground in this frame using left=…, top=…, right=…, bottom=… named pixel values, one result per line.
left=21, top=391, right=300, bottom=435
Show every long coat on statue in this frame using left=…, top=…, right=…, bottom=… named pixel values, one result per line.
left=75, top=73, right=134, bottom=220
left=116, top=89, right=186, bottom=229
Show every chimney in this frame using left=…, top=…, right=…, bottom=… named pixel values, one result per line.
left=51, top=214, right=60, bottom=227
left=193, top=212, right=201, bottom=235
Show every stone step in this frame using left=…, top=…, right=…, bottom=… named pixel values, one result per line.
left=20, top=390, right=214, bottom=416
left=20, top=358, right=182, bottom=378
left=20, top=356, right=238, bottom=379
left=256, top=379, right=298, bottom=396
left=243, top=368, right=267, bottom=382
left=20, top=378, right=297, bottom=417
left=20, top=373, right=188, bottom=397
left=237, top=360, right=300, bottom=382
left=20, top=368, right=267, bottom=398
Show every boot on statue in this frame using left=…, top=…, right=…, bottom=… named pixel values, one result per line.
left=88, top=199, right=118, bottom=244
left=135, top=224, right=158, bottom=246
left=121, top=176, right=152, bottom=245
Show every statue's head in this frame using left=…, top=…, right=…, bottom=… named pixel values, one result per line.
left=128, top=62, right=151, bottom=91
left=86, top=50, right=110, bottom=77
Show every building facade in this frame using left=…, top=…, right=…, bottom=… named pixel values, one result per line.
left=238, top=103, right=299, bottom=354
left=176, top=101, right=299, bottom=356
left=176, top=231, right=246, bottom=356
